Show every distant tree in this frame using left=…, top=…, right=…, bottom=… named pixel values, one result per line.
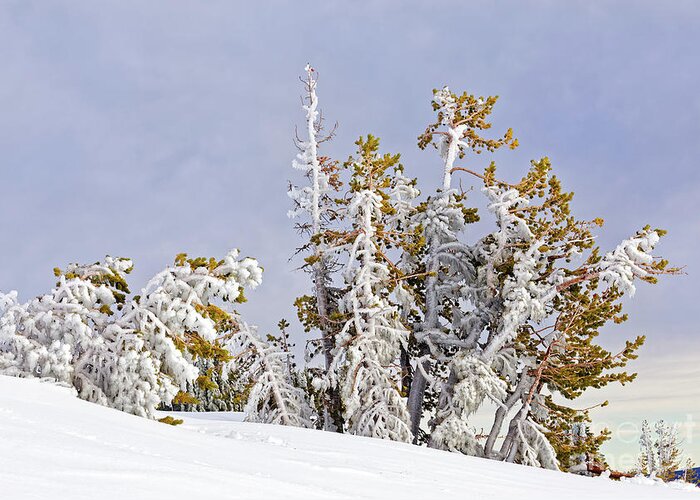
left=681, top=458, right=698, bottom=485
left=638, top=419, right=684, bottom=481
left=639, top=420, right=658, bottom=477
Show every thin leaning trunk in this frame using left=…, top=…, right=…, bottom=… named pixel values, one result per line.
left=407, top=252, right=440, bottom=441
left=483, top=375, right=530, bottom=458
left=406, top=349, right=430, bottom=440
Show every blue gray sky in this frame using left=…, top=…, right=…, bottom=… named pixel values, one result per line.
left=0, top=1, right=698, bottom=468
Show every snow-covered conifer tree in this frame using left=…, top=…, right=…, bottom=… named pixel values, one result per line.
left=641, top=420, right=657, bottom=473
left=328, top=136, right=412, bottom=442
left=288, top=64, right=344, bottom=429
left=407, top=86, right=517, bottom=440
left=117, top=250, right=263, bottom=416
left=395, top=84, right=679, bottom=466
left=0, top=249, right=264, bottom=418
left=387, top=166, right=423, bottom=394
left=426, top=158, right=677, bottom=467
left=638, top=420, right=684, bottom=480
left=0, top=257, right=148, bottom=411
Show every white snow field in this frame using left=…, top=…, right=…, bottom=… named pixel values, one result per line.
left=0, top=376, right=695, bottom=499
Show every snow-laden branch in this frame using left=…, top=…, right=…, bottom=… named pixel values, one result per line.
left=599, top=230, right=660, bottom=296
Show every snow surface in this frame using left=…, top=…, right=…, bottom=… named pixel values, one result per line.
left=0, top=375, right=695, bottom=499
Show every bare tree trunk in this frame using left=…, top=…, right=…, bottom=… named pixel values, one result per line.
left=313, top=262, right=333, bottom=371
left=406, top=254, right=440, bottom=442
left=406, top=349, right=429, bottom=441
left=500, top=405, right=528, bottom=462
left=484, top=405, right=508, bottom=459
left=400, top=345, right=412, bottom=397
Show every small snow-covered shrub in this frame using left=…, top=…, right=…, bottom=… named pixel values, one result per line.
left=224, top=322, right=314, bottom=428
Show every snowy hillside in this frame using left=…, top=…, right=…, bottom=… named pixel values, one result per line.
left=0, top=376, right=694, bottom=500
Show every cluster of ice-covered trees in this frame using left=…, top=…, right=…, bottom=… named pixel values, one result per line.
left=0, top=250, right=314, bottom=428
left=637, top=419, right=692, bottom=481
left=0, top=65, right=680, bottom=474
left=286, top=66, right=679, bottom=471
